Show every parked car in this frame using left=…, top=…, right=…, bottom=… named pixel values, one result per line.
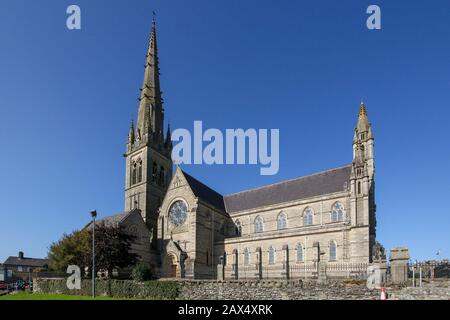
left=0, top=281, right=9, bottom=290
left=23, top=281, right=33, bottom=290
left=9, top=281, right=24, bottom=291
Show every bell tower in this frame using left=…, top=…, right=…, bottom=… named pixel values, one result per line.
left=349, top=102, right=376, bottom=262
left=124, top=15, right=173, bottom=247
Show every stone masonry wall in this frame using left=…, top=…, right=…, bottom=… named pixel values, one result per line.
left=177, top=280, right=379, bottom=300
left=33, top=277, right=450, bottom=300
left=388, top=279, right=450, bottom=300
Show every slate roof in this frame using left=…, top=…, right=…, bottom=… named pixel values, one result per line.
left=4, top=256, right=48, bottom=268
left=223, top=165, right=352, bottom=213
left=182, top=170, right=226, bottom=212
left=84, top=211, right=134, bottom=229
left=181, top=165, right=352, bottom=214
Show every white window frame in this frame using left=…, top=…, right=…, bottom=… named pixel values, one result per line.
left=329, top=240, right=337, bottom=261
left=331, top=202, right=345, bottom=222
left=296, top=244, right=304, bottom=262
left=303, top=207, right=314, bottom=226
left=277, top=212, right=287, bottom=230
left=254, top=216, right=264, bottom=233
left=268, top=246, right=276, bottom=265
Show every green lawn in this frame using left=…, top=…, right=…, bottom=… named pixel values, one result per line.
left=0, top=292, right=147, bottom=300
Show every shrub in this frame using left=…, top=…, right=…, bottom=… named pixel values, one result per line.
left=34, top=278, right=179, bottom=300
left=131, top=263, right=153, bottom=282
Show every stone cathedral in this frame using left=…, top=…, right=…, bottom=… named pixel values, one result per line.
left=105, top=18, right=379, bottom=280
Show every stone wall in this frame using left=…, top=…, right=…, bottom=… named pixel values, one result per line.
left=33, top=277, right=450, bottom=300
left=177, top=280, right=379, bottom=300
left=388, top=279, right=450, bottom=300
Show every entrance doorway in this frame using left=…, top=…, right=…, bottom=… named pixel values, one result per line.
left=166, top=253, right=178, bottom=278
left=170, top=264, right=177, bottom=278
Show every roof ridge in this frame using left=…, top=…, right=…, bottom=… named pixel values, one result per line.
left=98, top=211, right=129, bottom=221
left=181, top=169, right=224, bottom=197
left=224, top=164, right=352, bottom=197
left=118, top=210, right=135, bottom=223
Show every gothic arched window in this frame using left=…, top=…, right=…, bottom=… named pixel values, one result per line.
left=254, top=216, right=264, bottom=233
left=137, top=160, right=143, bottom=183
left=244, top=248, right=250, bottom=266
left=235, top=220, right=242, bottom=236
left=296, top=244, right=304, bottom=262
left=131, top=162, right=137, bottom=185
left=152, top=162, right=157, bottom=182
left=329, top=240, right=337, bottom=261
left=268, top=246, right=275, bottom=265
left=277, top=212, right=287, bottom=230
left=331, top=202, right=345, bottom=222
left=303, top=207, right=314, bottom=226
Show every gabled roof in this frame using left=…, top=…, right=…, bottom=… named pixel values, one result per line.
left=180, top=165, right=352, bottom=214
left=4, top=256, right=48, bottom=268
left=223, top=165, right=352, bottom=213
left=84, top=210, right=138, bottom=229
left=182, top=170, right=226, bottom=212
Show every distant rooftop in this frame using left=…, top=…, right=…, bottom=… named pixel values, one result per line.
left=3, top=251, right=48, bottom=268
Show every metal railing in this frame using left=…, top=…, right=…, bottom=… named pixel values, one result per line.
left=223, top=261, right=369, bottom=280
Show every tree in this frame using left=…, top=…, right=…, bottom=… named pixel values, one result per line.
left=48, top=222, right=139, bottom=277
left=48, top=229, right=90, bottom=272
left=87, top=222, right=139, bottom=277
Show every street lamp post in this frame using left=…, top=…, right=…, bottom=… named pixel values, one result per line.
left=90, top=209, right=97, bottom=298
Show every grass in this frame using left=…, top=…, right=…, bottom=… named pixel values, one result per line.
left=0, top=292, right=149, bottom=300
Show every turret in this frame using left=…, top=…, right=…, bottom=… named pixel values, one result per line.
left=352, top=101, right=374, bottom=179
left=128, top=120, right=135, bottom=143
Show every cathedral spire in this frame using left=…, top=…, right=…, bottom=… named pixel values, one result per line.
left=140, top=14, right=161, bottom=104
left=136, top=13, right=164, bottom=140
left=357, top=101, right=370, bottom=133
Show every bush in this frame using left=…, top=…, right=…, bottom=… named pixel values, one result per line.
left=131, top=263, right=153, bottom=282
left=34, top=278, right=180, bottom=300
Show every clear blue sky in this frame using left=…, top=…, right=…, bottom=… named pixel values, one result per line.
left=0, top=0, right=449, bottom=262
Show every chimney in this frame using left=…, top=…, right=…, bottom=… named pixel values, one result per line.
left=18, top=251, right=24, bottom=259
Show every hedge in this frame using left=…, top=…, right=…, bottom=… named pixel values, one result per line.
left=34, top=278, right=180, bottom=300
